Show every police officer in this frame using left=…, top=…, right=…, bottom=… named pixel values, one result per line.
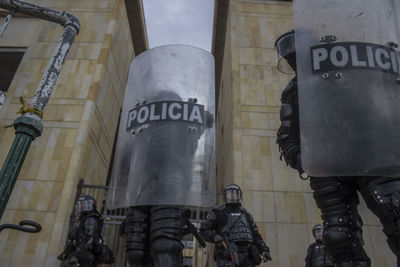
left=305, top=225, right=334, bottom=267
left=58, top=195, right=114, bottom=267
left=109, top=45, right=216, bottom=267
left=200, top=184, right=272, bottom=266
left=275, top=30, right=400, bottom=267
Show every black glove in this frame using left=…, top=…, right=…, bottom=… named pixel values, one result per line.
left=296, top=153, right=309, bottom=180
left=205, top=111, right=214, bottom=128
left=57, top=252, right=67, bottom=261
left=263, top=250, right=272, bottom=262
left=213, top=234, right=224, bottom=243
left=68, top=256, right=79, bottom=265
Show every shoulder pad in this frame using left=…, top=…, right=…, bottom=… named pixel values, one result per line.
left=81, top=212, right=102, bottom=221
left=213, top=205, right=225, bottom=212
left=241, top=208, right=255, bottom=221
left=206, top=210, right=217, bottom=221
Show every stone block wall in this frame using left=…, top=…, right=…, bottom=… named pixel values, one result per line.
left=0, top=0, right=134, bottom=265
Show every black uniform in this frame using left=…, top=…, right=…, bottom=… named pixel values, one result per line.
left=277, top=76, right=400, bottom=267
left=58, top=210, right=114, bottom=267
left=200, top=204, right=270, bottom=267
left=305, top=240, right=334, bottom=267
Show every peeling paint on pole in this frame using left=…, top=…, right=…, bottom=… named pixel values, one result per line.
left=0, top=0, right=80, bottom=220
left=0, top=0, right=80, bottom=114
left=32, top=26, right=77, bottom=112
left=0, top=9, right=15, bottom=38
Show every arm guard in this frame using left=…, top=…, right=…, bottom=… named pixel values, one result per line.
left=305, top=244, right=313, bottom=267
left=247, top=212, right=270, bottom=253
left=276, top=77, right=301, bottom=171
left=59, top=228, right=80, bottom=259
left=199, top=210, right=219, bottom=243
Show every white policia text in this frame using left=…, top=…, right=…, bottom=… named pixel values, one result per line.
left=127, top=101, right=205, bottom=131
left=311, top=42, right=400, bottom=74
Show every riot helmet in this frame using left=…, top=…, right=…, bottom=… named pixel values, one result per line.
left=223, top=184, right=242, bottom=205
left=147, top=89, right=182, bottom=102
left=312, top=224, right=324, bottom=241
left=77, top=195, right=96, bottom=214
left=274, top=30, right=296, bottom=74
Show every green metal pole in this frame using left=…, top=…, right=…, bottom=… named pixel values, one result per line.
left=0, top=116, right=42, bottom=220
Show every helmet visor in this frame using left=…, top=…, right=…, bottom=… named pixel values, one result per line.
left=77, top=199, right=94, bottom=213
left=275, top=32, right=296, bottom=75
left=313, top=227, right=324, bottom=240
left=225, top=189, right=241, bottom=204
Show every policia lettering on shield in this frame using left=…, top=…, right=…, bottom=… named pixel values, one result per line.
left=312, top=42, right=400, bottom=74
left=274, top=1, right=400, bottom=266
left=127, top=101, right=205, bottom=132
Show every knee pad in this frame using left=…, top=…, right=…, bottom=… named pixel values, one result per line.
left=125, top=207, right=150, bottom=266
left=126, top=250, right=146, bottom=266
left=362, top=178, right=400, bottom=258
left=336, top=260, right=370, bottom=267
left=150, top=206, right=185, bottom=241
left=323, top=226, right=354, bottom=246
left=323, top=226, right=369, bottom=264
left=151, top=238, right=183, bottom=255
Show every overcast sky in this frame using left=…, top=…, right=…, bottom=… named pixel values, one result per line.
left=142, top=0, right=215, bottom=52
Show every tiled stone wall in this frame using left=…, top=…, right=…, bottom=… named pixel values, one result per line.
left=0, top=0, right=133, bottom=266
left=216, top=7, right=234, bottom=198
left=215, top=0, right=396, bottom=266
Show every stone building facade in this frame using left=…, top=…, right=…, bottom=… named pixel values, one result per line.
left=212, top=0, right=396, bottom=266
left=0, top=0, right=146, bottom=266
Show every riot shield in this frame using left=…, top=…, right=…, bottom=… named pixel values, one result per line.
left=107, top=45, right=216, bottom=208
left=294, top=0, right=400, bottom=176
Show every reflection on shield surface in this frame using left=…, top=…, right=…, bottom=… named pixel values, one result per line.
left=107, top=45, right=216, bottom=208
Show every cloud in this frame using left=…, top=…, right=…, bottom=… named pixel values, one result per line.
left=143, top=0, right=215, bottom=51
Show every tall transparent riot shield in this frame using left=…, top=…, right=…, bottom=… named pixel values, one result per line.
left=107, top=45, right=216, bottom=208
left=294, top=0, right=400, bottom=176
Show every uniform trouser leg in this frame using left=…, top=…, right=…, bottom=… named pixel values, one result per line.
left=357, top=176, right=400, bottom=267
left=216, top=259, right=235, bottom=267
left=150, top=206, right=185, bottom=267
left=214, top=245, right=235, bottom=267
left=125, top=206, right=152, bottom=267
left=310, top=177, right=371, bottom=266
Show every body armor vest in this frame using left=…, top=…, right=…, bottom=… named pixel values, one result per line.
left=79, top=212, right=103, bottom=238
left=222, top=211, right=254, bottom=243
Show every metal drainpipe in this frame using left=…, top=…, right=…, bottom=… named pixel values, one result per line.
left=0, top=0, right=80, bottom=223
